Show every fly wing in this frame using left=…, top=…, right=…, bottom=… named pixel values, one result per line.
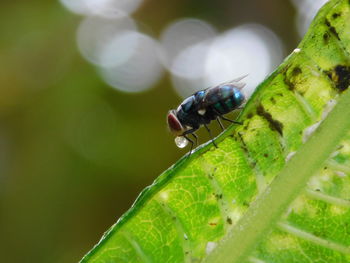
left=212, top=74, right=248, bottom=90
left=228, top=74, right=248, bottom=84
left=201, top=86, right=234, bottom=107
left=195, top=76, right=247, bottom=109
left=228, top=81, right=246, bottom=89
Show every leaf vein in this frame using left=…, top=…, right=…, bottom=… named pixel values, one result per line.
left=153, top=198, right=192, bottom=263
left=278, top=222, right=350, bottom=255
left=305, top=188, right=350, bottom=208
left=121, top=230, right=153, bottom=263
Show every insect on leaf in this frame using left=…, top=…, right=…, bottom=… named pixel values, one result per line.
left=81, top=0, right=350, bottom=262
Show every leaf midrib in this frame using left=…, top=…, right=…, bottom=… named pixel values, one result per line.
left=203, top=89, right=350, bottom=263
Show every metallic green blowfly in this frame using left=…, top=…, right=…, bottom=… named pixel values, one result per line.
left=167, top=75, right=247, bottom=152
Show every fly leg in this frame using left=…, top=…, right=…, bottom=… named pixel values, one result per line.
left=216, top=117, right=225, bottom=131
left=191, top=133, right=198, bottom=146
left=220, top=115, right=242, bottom=125
left=183, top=135, right=194, bottom=155
left=203, top=124, right=218, bottom=148
left=212, top=108, right=242, bottom=125
left=182, top=127, right=199, bottom=155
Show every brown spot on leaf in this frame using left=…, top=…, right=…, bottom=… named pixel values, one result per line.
left=325, top=19, right=340, bottom=40
left=332, top=13, right=341, bottom=19
left=257, top=104, right=284, bottom=136
left=323, top=32, right=330, bottom=43
left=326, top=65, right=350, bottom=91
left=292, top=67, right=302, bottom=76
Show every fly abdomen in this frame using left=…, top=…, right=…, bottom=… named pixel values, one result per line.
left=212, top=89, right=244, bottom=115
left=213, top=101, right=230, bottom=115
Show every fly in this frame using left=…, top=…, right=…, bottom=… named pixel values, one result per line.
left=167, top=75, right=247, bottom=153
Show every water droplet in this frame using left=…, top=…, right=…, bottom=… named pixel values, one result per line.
left=175, top=136, right=188, bottom=148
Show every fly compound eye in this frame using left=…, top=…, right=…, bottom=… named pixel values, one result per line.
left=175, top=136, right=189, bottom=148
left=167, top=111, right=184, bottom=136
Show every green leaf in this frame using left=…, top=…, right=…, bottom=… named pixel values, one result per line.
left=81, top=0, right=350, bottom=262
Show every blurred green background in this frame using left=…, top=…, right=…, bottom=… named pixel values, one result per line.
left=0, top=0, right=314, bottom=262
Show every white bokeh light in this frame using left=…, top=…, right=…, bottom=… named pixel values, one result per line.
left=99, top=31, right=164, bottom=93
left=170, top=41, right=213, bottom=97
left=291, top=0, right=329, bottom=37
left=63, top=1, right=286, bottom=96
left=160, top=19, right=217, bottom=69
left=205, top=24, right=284, bottom=97
left=171, top=74, right=209, bottom=99
left=98, top=31, right=139, bottom=68
left=59, top=0, right=143, bottom=18
left=169, top=23, right=284, bottom=98
left=171, top=41, right=211, bottom=79
left=76, top=15, right=137, bottom=67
